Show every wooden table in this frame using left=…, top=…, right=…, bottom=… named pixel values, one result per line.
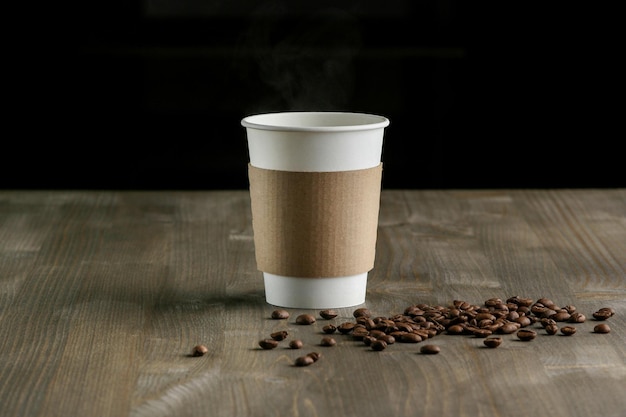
left=1, top=189, right=625, bottom=417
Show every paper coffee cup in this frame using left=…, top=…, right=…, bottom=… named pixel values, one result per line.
left=242, top=112, right=389, bottom=308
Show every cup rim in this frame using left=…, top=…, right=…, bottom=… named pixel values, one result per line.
left=241, top=111, right=390, bottom=132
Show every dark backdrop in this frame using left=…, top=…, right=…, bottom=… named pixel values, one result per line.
left=4, top=1, right=623, bottom=190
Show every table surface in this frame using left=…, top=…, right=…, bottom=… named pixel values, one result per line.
left=1, top=189, right=625, bottom=417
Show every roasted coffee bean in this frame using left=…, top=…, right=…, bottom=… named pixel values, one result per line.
left=378, top=334, right=396, bottom=345
left=294, top=355, right=314, bottom=366
left=353, top=308, right=371, bottom=318
left=307, top=352, right=322, bottom=362
left=322, top=324, right=337, bottom=334
left=289, top=339, right=304, bottom=349
left=516, top=329, right=537, bottom=341
left=319, top=309, right=338, bottom=320
left=592, top=308, right=614, bottom=321
left=337, top=322, right=356, bottom=334
left=483, top=337, right=502, bottom=348
left=560, top=326, right=577, bottom=336
left=352, top=327, right=370, bottom=340
left=563, top=305, right=577, bottom=314
left=474, top=328, right=493, bottom=338
left=371, top=340, right=387, bottom=351
left=498, top=322, right=520, bottom=334
left=191, top=344, right=208, bottom=357
left=593, top=323, right=611, bottom=334
left=545, top=324, right=559, bottom=335
left=399, top=333, right=422, bottom=343
left=270, top=330, right=288, bottom=341
left=447, top=324, right=465, bottom=335
left=320, top=336, right=337, bottom=347
left=363, top=335, right=377, bottom=346
left=258, top=339, right=279, bottom=350
left=553, top=311, right=571, bottom=322
left=540, top=318, right=557, bottom=328
left=296, top=314, right=316, bottom=325
left=271, top=309, right=290, bottom=320
left=569, top=312, right=586, bottom=323
left=420, top=344, right=440, bottom=354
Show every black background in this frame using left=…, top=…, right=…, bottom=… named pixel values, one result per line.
left=4, top=1, right=623, bottom=190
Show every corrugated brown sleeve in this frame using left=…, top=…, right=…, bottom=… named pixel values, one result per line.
left=248, top=164, right=382, bottom=278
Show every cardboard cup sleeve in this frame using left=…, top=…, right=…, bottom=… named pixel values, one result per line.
left=248, top=163, right=383, bottom=278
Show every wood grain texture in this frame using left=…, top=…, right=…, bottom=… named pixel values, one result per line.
left=0, top=190, right=625, bottom=417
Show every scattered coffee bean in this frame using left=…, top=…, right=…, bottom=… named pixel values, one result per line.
left=399, top=333, right=422, bottom=343
left=320, top=336, right=337, bottom=347
left=270, top=330, right=288, bottom=341
left=258, top=339, right=279, bottom=350
left=420, top=344, right=440, bottom=354
left=593, top=323, right=611, bottom=334
left=362, top=335, right=377, bottom=346
left=517, top=329, right=537, bottom=341
left=337, top=322, right=356, bottom=334
left=371, top=340, right=387, bottom=351
left=592, top=308, right=614, bottom=321
left=271, top=309, right=290, bottom=320
left=294, top=355, right=314, bottom=366
left=353, top=307, right=371, bottom=318
left=322, top=324, right=337, bottom=334
left=191, top=344, right=208, bottom=357
left=560, top=326, right=577, bottom=336
left=553, top=311, right=571, bottom=322
left=296, top=314, right=316, bottom=325
left=569, top=312, right=586, bottom=323
left=319, top=309, right=338, bottom=320
left=498, top=323, right=520, bottom=334
left=307, top=352, right=322, bottom=362
left=545, top=323, right=559, bottom=335
left=483, top=337, right=502, bottom=348
left=289, top=339, right=304, bottom=349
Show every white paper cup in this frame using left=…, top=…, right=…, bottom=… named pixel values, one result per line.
left=242, top=112, right=389, bottom=308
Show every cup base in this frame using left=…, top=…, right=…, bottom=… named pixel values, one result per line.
left=263, top=272, right=367, bottom=309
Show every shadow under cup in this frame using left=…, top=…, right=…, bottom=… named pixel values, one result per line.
left=242, top=112, right=390, bottom=309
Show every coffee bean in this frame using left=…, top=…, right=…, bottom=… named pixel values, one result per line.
left=545, top=323, right=559, bottom=335
left=337, top=322, right=356, bottom=334
left=363, top=335, right=377, bottom=346
left=319, top=309, right=338, bottom=320
left=569, top=312, right=586, bottom=323
left=483, top=337, right=502, bottom=348
left=320, top=336, right=337, bottom=347
left=307, top=352, right=322, bottom=362
left=371, top=340, right=387, bottom=351
left=593, top=323, right=611, bottom=334
left=553, top=311, right=571, bottom=322
left=498, top=323, right=520, bottom=334
left=592, top=308, right=614, bottom=321
left=399, top=333, right=422, bottom=343
left=516, top=329, right=537, bottom=341
left=191, top=344, right=208, bottom=357
left=322, top=324, right=337, bottom=334
left=258, top=339, right=279, bottom=350
left=353, top=308, right=371, bottom=318
left=352, top=327, right=370, bottom=340
left=271, top=309, right=290, bottom=320
left=270, top=330, right=288, bottom=341
left=296, top=314, right=316, bottom=325
left=294, top=356, right=314, bottom=366
left=420, top=344, right=440, bottom=354
left=289, top=339, right=304, bottom=349
left=378, top=334, right=396, bottom=345
left=560, top=326, right=577, bottom=336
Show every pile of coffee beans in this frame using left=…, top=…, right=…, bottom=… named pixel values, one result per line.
left=189, top=296, right=616, bottom=366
